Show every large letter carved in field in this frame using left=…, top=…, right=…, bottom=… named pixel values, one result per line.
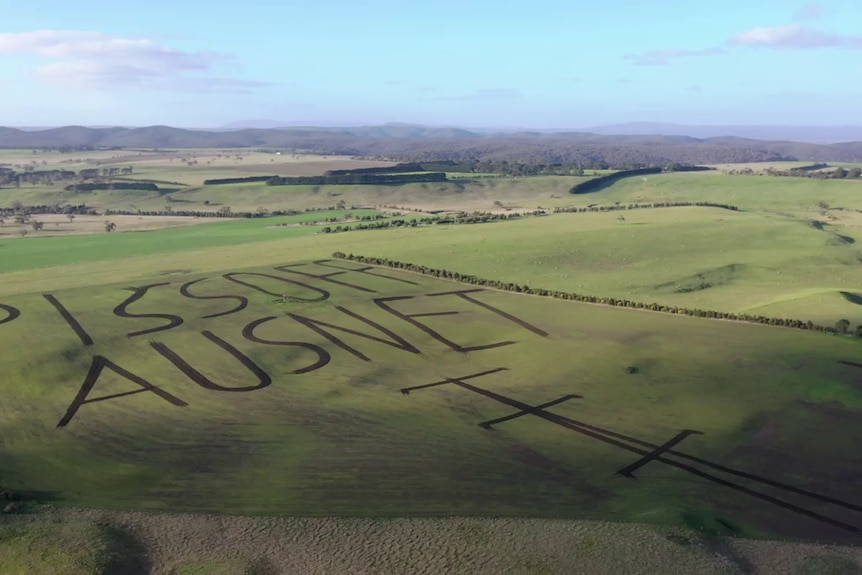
left=151, top=331, right=272, bottom=392
left=274, top=260, right=418, bottom=292
left=43, top=294, right=94, bottom=346
left=113, top=283, right=184, bottom=338
left=223, top=273, right=330, bottom=302
left=426, top=289, right=549, bottom=337
left=242, top=317, right=331, bottom=374
left=287, top=306, right=420, bottom=362
left=374, top=295, right=516, bottom=353
left=180, top=278, right=249, bottom=319
left=0, top=303, right=21, bottom=326
left=57, top=356, right=188, bottom=427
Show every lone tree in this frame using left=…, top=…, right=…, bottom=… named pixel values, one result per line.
left=104, top=221, right=117, bottom=233
left=18, top=229, right=27, bottom=238
left=67, top=213, right=75, bottom=224
left=30, top=220, right=44, bottom=231
left=836, top=318, right=851, bottom=334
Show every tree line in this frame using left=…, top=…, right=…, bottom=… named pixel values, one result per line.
left=330, top=253, right=861, bottom=337
left=64, top=182, right=158, bottom=192
left=316, top=211, right=547, bottom=234
left=275, top=213, right=392, bottom=227
left=552, top=201, right=739, bottom=214
left=202, top=172, right=449, bottom=186
left=763, top=165, right=862, bottom=179
left=0, top=203, right=97, bottom=217
left=0, top=166, right=134, bottom=188
left=570, top=166, right=712, bottom=194
left=267, top=173, right=448, bottom=186
left=201, top=175, right=274, bottom=185
left=102, top=206, right=352, bottom=218
left=310, top=203, right=739, bottom=235
left=324, top=163, right=426, bottom=176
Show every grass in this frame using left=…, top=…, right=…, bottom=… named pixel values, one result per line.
left=2, top=259, right=862, bottom=544
left=0, top=519, right=143, bottom=575
left=574, top=170, right=862, bottom=215
left=4, top=152, right=862, bottom=560
left=0, top=209, right=380, bottom=274
left=4, top=204, right=862, bottom=325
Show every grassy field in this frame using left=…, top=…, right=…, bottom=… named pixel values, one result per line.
left=4, top=153, right=862, bottom=570
left=2, top=258, right=862, bottom=545
left=3, top=204, right=862, bottom=326
left=1, top=149, right=595, bottom=214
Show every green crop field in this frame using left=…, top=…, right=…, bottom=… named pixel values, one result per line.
left=4, top=152, right=862, bottom=572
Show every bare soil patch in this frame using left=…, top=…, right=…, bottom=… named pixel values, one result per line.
left=5, top=508, right=862, bottom=574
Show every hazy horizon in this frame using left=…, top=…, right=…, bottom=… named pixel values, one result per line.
left=1, top=1, right=861, bottom=128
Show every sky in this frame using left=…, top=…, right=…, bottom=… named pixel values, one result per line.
left=1, top=0, right=861, bottom=128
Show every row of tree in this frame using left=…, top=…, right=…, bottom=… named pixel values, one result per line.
left=552, top=201, right=740, bottom=214
left=0, top=166, right=135, bottom=188
left=266, top=173, right=448, bottom=186
left=763, top=165, right=862, bottom=179
left=324, top=163, right=426, bottom=176
left=101, top=205, right=353, bottom=218
left=569, top=166, right=712, bottom=194
left=64, top=182, right=158, bottom=192
left=201, top=175, right=274, bottom=185
left=316, top=210, right=547, bottom=234
left=201, top=172, right=449, bottom=186
left=330, top=253, right=859, bottom=336
left=282, top=213, right=391, bottom=227
left=0, top=203, right=96, bottom=217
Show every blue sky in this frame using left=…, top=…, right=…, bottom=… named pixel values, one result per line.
left=1, top=0, right=860, bottom=128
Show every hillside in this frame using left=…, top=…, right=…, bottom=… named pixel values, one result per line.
left=3, top=125, right=862, bottom=165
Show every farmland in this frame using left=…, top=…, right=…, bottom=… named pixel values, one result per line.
left=2, top=151, right=862, bottom=572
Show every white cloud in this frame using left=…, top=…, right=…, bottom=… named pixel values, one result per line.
left=728, top=25, right=862, bottom=49
left=623, top=47, right=724, bottom=66
left=0, top=30, right=270, bottom=92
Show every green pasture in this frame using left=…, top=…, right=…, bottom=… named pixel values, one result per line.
left=4, top=204, right=862, bottom=326
left=0, top=209, right=382, bottom=275
left=578, top=171, right=862, bottom=215
left=1, top=259, right=862, bottom=543
left=4, top=153, right=862, bottom=548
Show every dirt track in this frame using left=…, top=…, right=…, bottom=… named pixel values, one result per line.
left=5, top=508, right=862, bottom=574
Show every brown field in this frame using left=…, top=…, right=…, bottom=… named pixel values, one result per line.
left=0, top=214, right=228, bottom=238
left=4, top=508, right=861, bottom=574
left=1, top=150, right=397, bottom=187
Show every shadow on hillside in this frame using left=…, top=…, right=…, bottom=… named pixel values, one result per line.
left=11, top=489, right=64, bottom=503
left=100, top=523, right=152, bottom=575
left=840, top=292, right=862, bottom=306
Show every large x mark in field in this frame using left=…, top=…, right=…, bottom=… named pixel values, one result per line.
left=401, top=368, right=862, bottom=535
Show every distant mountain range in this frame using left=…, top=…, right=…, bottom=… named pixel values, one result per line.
left=2, top=124, right=862, bottom=165
left=216, top=121, right=862, bottom=144
left=581, top=123, right=862, bottom=145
